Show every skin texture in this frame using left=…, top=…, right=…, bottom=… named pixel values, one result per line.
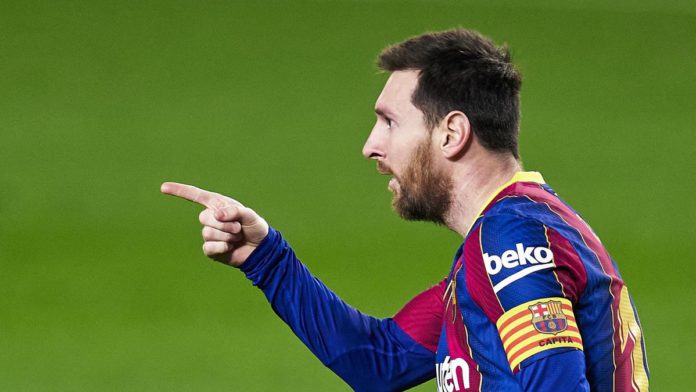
left=160, top=182, right=268, bottom=267
left=161, top=70, right=522, bottom=265
left=363, top=71, right=452, bottom=224
left=363, top=70, right=522, bottom=235
left=389, top=139, right=452, bottom=225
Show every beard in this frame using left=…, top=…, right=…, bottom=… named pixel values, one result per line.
left=391, top=140, right=453, bottom=225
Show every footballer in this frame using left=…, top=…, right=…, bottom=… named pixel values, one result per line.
left=162, top=29, right=649, bottom=391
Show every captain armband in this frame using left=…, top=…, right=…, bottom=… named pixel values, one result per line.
left=496, top=297, right=583, bottom=370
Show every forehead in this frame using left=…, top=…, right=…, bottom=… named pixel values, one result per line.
left=375, top=70, right=420, bottom=115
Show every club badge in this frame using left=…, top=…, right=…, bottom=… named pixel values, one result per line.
left=528, top=300, right=567, bottom=335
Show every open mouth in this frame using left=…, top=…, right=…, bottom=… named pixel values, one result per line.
left=376, top=161, right=393, bottom=176
left=377, top=162, right=397, bottom=190
left=375, top=161, right=400, bottom=192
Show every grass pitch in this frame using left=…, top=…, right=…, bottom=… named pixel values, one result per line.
left=1, top=1, right=694, bottom=390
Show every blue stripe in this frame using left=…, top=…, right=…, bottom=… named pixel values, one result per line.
left=487, top=191, right=619, bottom=391
left=455, top=251, right=523, bottom=391
left=479, top=214, right=565, bottom=310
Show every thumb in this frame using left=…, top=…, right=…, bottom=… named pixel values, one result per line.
left=214, top=205, right=259, bottom=226
left=215, top=205, right=269, bottom=245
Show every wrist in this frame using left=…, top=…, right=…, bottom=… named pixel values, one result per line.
left=239, top=227, right=279, bottom=273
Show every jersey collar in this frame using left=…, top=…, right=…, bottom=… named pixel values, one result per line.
left=467, top=171, right=545, bottom=234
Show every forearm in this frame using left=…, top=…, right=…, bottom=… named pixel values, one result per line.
left=240, top=228, right=434, bottom=391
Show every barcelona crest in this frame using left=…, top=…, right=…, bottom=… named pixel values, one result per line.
left=528, top=300, right=567, bottom=335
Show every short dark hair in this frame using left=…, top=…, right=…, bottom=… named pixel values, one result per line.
left=378, top=28, right=522, bottom=158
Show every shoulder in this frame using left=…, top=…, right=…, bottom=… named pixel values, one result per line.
left=461, top=211, right=588, bottom=313
left=460, top=212, right=588, bottom=372
left=463, top=211, right=551, bottom=266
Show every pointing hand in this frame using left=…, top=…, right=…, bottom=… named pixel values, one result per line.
left=160, top=182, right=269, bottom=267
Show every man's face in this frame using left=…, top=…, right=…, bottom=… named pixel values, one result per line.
left=362, top=70, right=452, bottom=224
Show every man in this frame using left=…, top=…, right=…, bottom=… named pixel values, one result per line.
left=161, top=29, right=649, bottom=391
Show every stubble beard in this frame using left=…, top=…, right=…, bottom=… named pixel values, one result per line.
left=392, top=140, right=453, bottom=225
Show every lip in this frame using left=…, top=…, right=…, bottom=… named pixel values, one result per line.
left=388, top=177, right=398, bottom=191
left=377, top=161, right=393, bottom=176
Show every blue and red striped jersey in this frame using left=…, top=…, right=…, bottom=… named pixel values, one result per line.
left=240, top=171, right=649, bottom=391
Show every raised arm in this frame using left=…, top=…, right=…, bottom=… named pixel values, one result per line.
left=161, top=182, right=439, bottom=391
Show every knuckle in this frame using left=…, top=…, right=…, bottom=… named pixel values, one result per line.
left=232, top=221, right=242, bottom=232
left=219, top=206, right=235, bottom=220
left=225, top=222, right=240, bottom=233
left=245, top=207, right=258, bottom=218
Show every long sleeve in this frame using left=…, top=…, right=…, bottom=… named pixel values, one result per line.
left=239, top=228, right=437, bottom=391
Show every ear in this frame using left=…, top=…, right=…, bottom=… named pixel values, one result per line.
left=438, top=111, right=471, bottom=159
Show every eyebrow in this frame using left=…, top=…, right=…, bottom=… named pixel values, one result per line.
left=374, top=106, right=396, bottom=118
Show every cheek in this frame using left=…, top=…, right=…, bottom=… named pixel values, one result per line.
left=390, top=153, right=409, bottom=176
left=389, top=138, right=414, bottom=160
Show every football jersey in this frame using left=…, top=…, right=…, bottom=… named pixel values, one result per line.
left=240, top=171, right=649, bottom=391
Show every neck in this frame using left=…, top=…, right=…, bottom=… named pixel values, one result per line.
left=444, top=153, right=522, bottom=236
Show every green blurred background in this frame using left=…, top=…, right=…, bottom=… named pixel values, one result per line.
left=1, top=1, right=694, bottom=390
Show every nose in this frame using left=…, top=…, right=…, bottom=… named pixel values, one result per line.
left=362, top=123, right=385, bottom=160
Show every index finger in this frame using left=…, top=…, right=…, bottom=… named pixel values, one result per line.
left=161, top=182, right=224, bottom=209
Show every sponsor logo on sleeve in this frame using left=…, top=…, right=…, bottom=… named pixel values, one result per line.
left=482, top=243, right=555, bottom=293
left=483, top=243, right=553, bottom=275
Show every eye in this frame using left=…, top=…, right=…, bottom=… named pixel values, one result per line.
left=385, top=117, right=394, bottom=129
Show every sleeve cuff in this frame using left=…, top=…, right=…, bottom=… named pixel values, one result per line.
left=238, top=226, right=283, bottom=286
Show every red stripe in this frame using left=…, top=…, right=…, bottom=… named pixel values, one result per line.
left=500, top=317, right=531, bottom=343
left=443, top=274, right=482, bottom=390
left=479, top=181, right=631, bottom=385
left=546, top=227, right=587, bottom=303
left=500, top=312, right=577, bottom=344
left=499, top=183, right=619, bottom=276
left=514, top=183, right=627, bottom=387
left=392, top=279, right=446, bottom=353
left=464, top=224, right=505, bottom=322
left=499, top=304, right=575, bottom=338
left=498, top=310, right=529, bottom=332
left=615, top=335, right=637, bottom=391
left=504, top=325, right=581, bottom=355
left=508, top=334, right=582, bottom=365
left=504, top=329, right=538, bottom=353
